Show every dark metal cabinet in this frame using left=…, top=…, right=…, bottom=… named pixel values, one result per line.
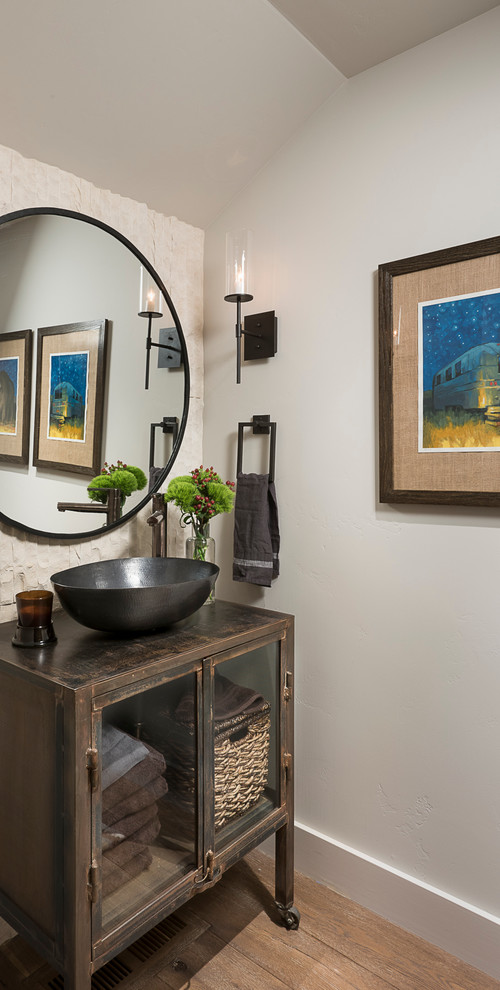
left=0, top=600, right=297, bottom=989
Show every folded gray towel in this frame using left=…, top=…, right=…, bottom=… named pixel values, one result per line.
left=232, top=472, right=280, bottom=587
left=102, top=775, right=167, bottom=824
left=101, top=725, right=149, bottom=790
left=175, top=672, right=267, bottom=724
left=102, top=745, right=166, bottom=809
left=102, top=841, right=153, bottom=897
left=103, top=800, right=160, bottom=838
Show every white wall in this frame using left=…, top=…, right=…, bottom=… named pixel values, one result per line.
left=0, top=145, right=204, bottom=622
left=204, top=8, right=500, bottom=977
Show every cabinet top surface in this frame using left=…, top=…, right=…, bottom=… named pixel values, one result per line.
left=0, top=600, right=293, bottom=691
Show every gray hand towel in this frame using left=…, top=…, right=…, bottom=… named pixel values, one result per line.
left=149, top=465, right=164, bottom=491
left=232, top=472, right=280, bottom=587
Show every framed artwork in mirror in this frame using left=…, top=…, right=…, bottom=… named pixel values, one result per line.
left=0, top=329, right=33, bottom=465
left=33, top=319, right=109, bottom=476
left=379, top=235, right=500, bottom=506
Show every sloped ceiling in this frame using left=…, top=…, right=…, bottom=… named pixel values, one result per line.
left=0, top=0, right=497, bottom=228
left=267, top=0, right=499, bottom=77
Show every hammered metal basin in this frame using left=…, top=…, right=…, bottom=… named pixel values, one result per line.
left=51, top=557, right=219, bottom=633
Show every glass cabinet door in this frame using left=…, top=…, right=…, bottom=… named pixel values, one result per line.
left=212, top=640, right=281, bottom=851
left=94, top=670, right=200, bottom=938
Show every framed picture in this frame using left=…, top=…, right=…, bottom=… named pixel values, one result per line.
left=379, top=236, right=500, bottom=506
left=33, top=319, right=108, bottom=476
left=0, top=329, right=33, bottom=465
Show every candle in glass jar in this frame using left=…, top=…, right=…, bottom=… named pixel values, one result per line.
left=16, top=590, right=53, bottom=628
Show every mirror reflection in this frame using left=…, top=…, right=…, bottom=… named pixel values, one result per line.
left=0, top=211, right=188, bottom=539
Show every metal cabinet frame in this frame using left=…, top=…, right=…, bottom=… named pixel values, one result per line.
left=0, top=600, right=298, bottom=990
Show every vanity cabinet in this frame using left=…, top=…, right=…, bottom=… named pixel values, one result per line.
left=0, top=600, right=297, bottom=989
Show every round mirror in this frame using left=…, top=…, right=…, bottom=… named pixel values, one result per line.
left=0, top=208, right=189, bottom=539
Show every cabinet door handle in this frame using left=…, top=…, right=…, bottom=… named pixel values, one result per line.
left=195, top=850, right=215, bottom=885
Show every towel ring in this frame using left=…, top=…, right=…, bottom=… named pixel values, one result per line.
left=237, top=415, right=277, bottom=482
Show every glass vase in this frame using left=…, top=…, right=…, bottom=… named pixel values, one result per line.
left=185, top=529, right=216, bottom=604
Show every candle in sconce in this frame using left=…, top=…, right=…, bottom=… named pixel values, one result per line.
left=224, top=230, right=256, bottom=383
left=233, top=251, right=246, bottom=295
left=139, top=265, right=162, bottom=316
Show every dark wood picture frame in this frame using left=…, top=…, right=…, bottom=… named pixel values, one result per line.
left=33, top=319, right=108, bottom=476
left=0, top=329, right=33, bottom=465
left=379, top=236, right=500, bottom=506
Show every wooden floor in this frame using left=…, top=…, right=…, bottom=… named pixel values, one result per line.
left=0, top=849, right=499, bottom=990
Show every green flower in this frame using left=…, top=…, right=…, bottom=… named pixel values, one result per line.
left=124, top=465, right=147, bottom=491
left=88, top=462, right=143, bottom=508
left=164, top=478, right=197, bottom=512
left=87, top=474, right=116, bottom=505
left=169, top=475, right=195, bottom=486
left=110, top=469, right=138, bottom=500
left=206, top=482, right=235, bottom=513
left=164, top=465, right=235, bottom=535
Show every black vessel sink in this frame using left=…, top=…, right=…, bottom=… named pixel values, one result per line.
left=51, top=557, right=219, bottom=633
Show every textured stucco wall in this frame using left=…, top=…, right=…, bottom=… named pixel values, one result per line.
left=0, top=144, right=203, bottom=623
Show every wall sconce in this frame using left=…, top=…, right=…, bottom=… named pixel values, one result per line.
left=223, top=230, right=277, bottom=384
left=138, top=267, right=182, bottom=388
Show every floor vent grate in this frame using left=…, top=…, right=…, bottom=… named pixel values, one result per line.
left=92, top=957, right=133, bottom=990
left=47, top=955, right=132, bottom=990
left=127, top=914, right=187, bottom=963
left=2, top=909, right=208, bottom=990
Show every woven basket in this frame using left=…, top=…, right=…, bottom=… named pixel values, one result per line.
left=213, top=707, right=270, bottom=828
left=157, top=704, right=271, bottom=831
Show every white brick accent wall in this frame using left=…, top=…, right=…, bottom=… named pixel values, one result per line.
left=0, top=144, right=203, bottom=623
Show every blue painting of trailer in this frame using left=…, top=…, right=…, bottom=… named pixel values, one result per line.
left=419, top=289, right=500, bottom=449
left=48, top=351, right=88, bottom=442
left=0, top=357, right=19, bottom=434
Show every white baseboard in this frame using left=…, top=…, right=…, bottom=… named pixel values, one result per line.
left=260, top=822, right=500, bottom=981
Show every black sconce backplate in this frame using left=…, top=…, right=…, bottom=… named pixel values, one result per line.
left=243, top=311, right=277, bottom=361
left=158, top=327, right=182, bottom=368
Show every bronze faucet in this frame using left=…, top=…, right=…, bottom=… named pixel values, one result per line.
left=147, top=493, right=167, bottom=557
left=57, top=488, right=122, bottom=525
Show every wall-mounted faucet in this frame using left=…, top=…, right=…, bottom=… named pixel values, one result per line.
left=147, top=493, right=167, bottom=557
left=57, top=488, right=122, bottom=526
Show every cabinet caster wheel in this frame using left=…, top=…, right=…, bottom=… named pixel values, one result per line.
left=279, top=905, right=301, bottom=930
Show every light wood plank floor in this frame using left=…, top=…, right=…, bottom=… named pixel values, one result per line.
left=0, top=849, right=498, bottom=990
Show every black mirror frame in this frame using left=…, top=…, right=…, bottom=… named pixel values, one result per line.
left=0, top=207, right=190, bottom=541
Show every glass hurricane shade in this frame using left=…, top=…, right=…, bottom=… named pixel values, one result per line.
left=139, top=265, right=163, bottom=316
left=225, top=229, right=253, bottom=299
